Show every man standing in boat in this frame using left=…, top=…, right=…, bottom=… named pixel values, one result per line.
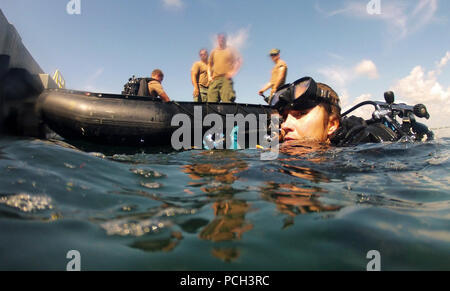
left=191, top=49, right=210, bottom=102
left=207, top=34, right=242, bottom=103
left=258, top=49, right=288, bottom=104
left=147, top=69, right=171, bottom=102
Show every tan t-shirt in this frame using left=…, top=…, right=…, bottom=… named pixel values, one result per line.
left=191, top=61, right=209, bottom=87
left=147, top=80, right=165, bottom=98
left=209, top=48, right=236, bottom=79
left=270, top=59, right=288, bottom=93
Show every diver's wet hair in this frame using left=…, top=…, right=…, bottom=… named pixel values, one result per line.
left=317, top=83, right=341, bottom=119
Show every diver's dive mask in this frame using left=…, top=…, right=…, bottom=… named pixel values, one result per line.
left=270, top=77, right=341, bottom=113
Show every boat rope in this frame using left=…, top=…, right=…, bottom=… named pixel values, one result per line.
left=204, top=102, right=238, bottom=117
left=172, top=101, right=273, bottom=124
left=172, top=102, right=195, bottom=118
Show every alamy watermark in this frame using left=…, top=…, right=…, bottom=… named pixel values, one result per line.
left=64, top=249, right=380, bottom=270
left=367, top=0, right=381, bottom=15
left=366, top=250, right=381, bottom=271
left=66, top=0, right=381, bottom=17
left=66, top=0, right=81, bottom=15
left=171, top=107, right=279, bottom=160
left=66, top=250, right=81, bottom=271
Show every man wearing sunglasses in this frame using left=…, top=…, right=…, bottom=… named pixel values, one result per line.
left=270, top=77, right=341, bottom=144
left=258, top=49, right=288, bottom=104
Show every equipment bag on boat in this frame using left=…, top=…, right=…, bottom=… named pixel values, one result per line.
left=122, top=76, right=153, bottom=96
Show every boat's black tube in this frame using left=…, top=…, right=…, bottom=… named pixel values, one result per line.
left=38, top=90, right=275, bottom=146
left=0, top=66, right=45, bottom=137
left=0, top=55, right=9, bottom=131
left=0, top=55, right=9, bottom=80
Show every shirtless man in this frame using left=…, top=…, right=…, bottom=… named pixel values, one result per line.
left=207, top=34, right=242, bottom=103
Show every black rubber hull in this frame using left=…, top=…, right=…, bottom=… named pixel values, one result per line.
left=37, top=90, right=275, bottom=147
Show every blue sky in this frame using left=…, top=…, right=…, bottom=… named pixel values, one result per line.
left=1, top=0, right=449, bottom=127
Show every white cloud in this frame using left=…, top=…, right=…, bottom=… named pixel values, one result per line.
left=354, top=60, right=379, bottom=79
left=83, top=68, right=104, bottom=92
left=318, top=59, right=379, bottom=108
left=436, top=51, right=450, bottom=72
left=227, top=27, right=250, bottom=52
left=162, top=0, right=184, bottom=10
left=209, top=27, right=251, bottom=53
left=318, top=59, right=379, bottom=85
left=317, top=66, right=350, bottom=88
left=315, top=0, right=438, bottom=39
left=327, top=52, right=345, bottom=61
left=319, top=52, right=450, bottom=130
left=338, top=89, right=352, bottom=112
left=349, top=93, right=374, bottom=120
left=409, top=0, right=438, bottom=35
left=391, top=51, right=450, bottom=128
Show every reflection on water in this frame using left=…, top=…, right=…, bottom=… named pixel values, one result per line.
left=261, top=182, right=341, bottom=220
left=130, top=231, right=183, bottom=253
left=260, top=146, right=342, bottom=228
left=0, top=137, right=449, bottom=270
left=183, top=156, right=248, bottom=194
left=180, top=148, right=345, bottom=262
left=199, top=199, right=253, bottom=242
left=279, top=141, right=331, bottom=161
left=183, top=153, right=253, bottom=262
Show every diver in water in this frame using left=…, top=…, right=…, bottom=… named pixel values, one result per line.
left=270, top=77, right=433, bottom=146
left=270, top=77, right=341, bottom=145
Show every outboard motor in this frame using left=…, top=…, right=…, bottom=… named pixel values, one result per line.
left=122, top=76, right=152, bottom=96
left=122, top=75, right=141, bottom=96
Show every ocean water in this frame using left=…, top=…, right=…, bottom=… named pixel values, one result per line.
left=0, top=132, right=449, bottom=271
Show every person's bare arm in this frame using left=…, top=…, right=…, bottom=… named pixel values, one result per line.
left=159, top=91, right=171, bottom=102
left=227, top=50, right=242, bottom=79
left=258, top=82, right=273, bottom=96
left=207, top=51, right=214, bottom=82
left=191, top=66, right=199, bottom=97
left=151, top=82, right=171, bottom=102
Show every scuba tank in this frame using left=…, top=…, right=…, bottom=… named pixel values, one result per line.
left=331, top=91, right=434, bottom=146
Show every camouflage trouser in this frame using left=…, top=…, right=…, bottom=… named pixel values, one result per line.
left=194, top=86, right=209, bottom=102
left=207, top=77, right=236, bottom=103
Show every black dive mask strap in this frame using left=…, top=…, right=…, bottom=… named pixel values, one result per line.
left=271, top=77, right=341, bottom=112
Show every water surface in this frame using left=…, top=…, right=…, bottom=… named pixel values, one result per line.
left=0, top=134, right=449, bottom=270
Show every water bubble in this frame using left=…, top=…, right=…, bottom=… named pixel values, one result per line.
left=100, top=218, right=172, bottom=237
left=0, top=193, right=53, bottom=213
left=64, top=163, right=76, bottom=169
left=140, top=182, right=163, bottom=189
left=130, top=168, right=166, bottom=178
left=155, top=207, right=197, bottom=217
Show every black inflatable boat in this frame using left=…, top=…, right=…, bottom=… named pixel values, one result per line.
left=37, top=89, right=275, bottom=147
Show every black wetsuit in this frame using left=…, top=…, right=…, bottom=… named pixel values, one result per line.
left=330, top=115, right=434, bottom=146
left=330, top=116, right=399, bottom=146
